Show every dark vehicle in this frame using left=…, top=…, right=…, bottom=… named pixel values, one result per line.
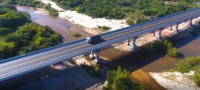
left=86, top=35, right=105, bottom=44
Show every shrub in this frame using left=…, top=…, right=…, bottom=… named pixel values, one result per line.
left=97, top=26, right=111, bottom=31
left=193, top=69, right=200, bottom=86
left=147, top=41, right=172, bottom=53
left=0, top=28, right=13, bottom=36
left=167, top=48, right=180, bottom=57
left=80, top=64, right=101, bottom=77
left=72, top=32, right=81, bottom=37
left=104, top=66, right=144, bottom=90
left=175, top=56, right=200, bottom=73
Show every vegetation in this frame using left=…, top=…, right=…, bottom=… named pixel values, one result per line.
left=72, top=32, right=81, bottom=37
left=167, top=47, right=180, bottom=57
left=80, top=64, right=101, bottom=77
left=175, top=56, right=200, bottom=73
left=147, top=40, right=180, bottom=57
left=104, top=66, right=144, bottom=90
left=0, top=5, right=61, bottom=59
left=147, top=41, right=172, bottom=53
left=51, top=0, right=199, bottom=25
left=193, top=68, right=200, bottom=86
left=44, top=3, right=58, bottom=16
left=94, top=26, right=111, bottom=33
left=97, top=26, right=111, bottom=31
left=0, top=0, right=42, bottom=7
left=175, top=56, right=200, bottom=86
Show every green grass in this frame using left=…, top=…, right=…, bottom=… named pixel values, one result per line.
left=72, top=32, right=81, bottom=37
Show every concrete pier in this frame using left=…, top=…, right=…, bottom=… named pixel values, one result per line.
left=132, top=37, right=138, bottom=51
left=157, top=29, right=162, bottom=39
left=175, top=23, right=179, bottom=32
left=94, top=50, right=101, bottom=63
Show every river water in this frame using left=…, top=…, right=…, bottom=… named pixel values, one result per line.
left=16, top=6, right=91, bottom=42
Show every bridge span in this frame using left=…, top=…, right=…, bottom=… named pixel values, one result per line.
left=0, top=8, right=200, bottom=82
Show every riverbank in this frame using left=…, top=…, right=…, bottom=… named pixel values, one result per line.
left=150, top=71, right=200, bottom=90
left=39, top=0, right=128, bottom=32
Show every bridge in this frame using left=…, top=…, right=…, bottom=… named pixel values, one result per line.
left=0, top=8, right=200, bottom=82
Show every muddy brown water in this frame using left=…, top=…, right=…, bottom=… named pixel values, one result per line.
left=16, top=6, right=91, bottom=42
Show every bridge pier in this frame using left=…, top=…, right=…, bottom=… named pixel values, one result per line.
left=189, top=18, right=193, bottom=27
left=169, top=25, right=173, bottom=30
left=157, top=29, right=162, bottom=39
left=127, top=39, right=131, bottom=46
left=132, top=37, right=138, bottom=51
left=175, top=23, right=179, bottom=32
left=152, top=30, right=156, bottom=36
left=89, top=51, right=95, bottom=59
left=94, top=50, right=101, bottom=63
left=184, top=20, right=187, bottom=23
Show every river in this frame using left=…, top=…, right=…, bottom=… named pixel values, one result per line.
left=16, top=6, right=91, bottom=42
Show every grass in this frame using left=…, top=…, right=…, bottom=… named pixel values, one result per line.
left=72, top=32, right=81, bottom=37
left=167, top=48, right=180, bottom=57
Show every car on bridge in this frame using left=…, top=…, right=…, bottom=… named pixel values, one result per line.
left=86, top=35, right=105, bottom=44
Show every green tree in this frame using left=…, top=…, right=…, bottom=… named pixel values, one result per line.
left=104, top=66, right=143, bottom=90
left=0, top=41, right=15, bottom=59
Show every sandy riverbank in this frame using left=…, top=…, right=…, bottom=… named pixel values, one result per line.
left=39, top=0, right=128, bottom=31
left=150, top=71, right=200, bottom=90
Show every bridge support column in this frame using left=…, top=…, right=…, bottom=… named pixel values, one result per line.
left=127, top=39, right=130, bottom=46
left=157, top=29, right=162, bottom=39
left=132, top=37, right=138, bottom=51
left=189, top=18, right=193, bottom=27
left=89, top=51, right=95, bottom=59
left=175, top=23, right=179, bottom=33
left=94, top=50, right=101, bottom=63
left=152, top=30, right=156, bottom=37
left=169, top=25, right=173, bottom=30
left=184, top=20, right=187, bottom=23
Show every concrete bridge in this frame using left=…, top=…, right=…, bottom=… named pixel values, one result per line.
left=0, top=8, right=200, bottom=82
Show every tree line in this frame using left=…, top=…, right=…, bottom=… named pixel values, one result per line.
left=52, top=0, right=200, bottom=25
